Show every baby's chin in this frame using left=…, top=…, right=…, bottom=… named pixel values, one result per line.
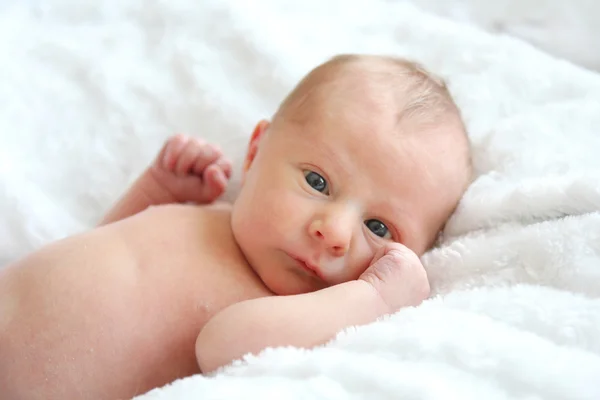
left=259, top=269, right=329, bottom=296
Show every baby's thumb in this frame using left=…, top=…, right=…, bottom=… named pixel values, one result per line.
left=360, top=246, right=430, bottom=312
left=361, top=250, right=403, bottom=284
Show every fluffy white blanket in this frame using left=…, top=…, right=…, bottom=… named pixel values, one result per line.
left=1, top=1, right=600, bottom=399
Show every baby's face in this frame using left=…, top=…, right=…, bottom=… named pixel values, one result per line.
left=231, top=107, right=466, bottom=295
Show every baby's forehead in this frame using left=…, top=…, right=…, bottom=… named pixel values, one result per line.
left=300, top=112, right=467, bottom=196
left=298, top=122, right=413, bottom=185
left=277, top=56, right=463, bottom=141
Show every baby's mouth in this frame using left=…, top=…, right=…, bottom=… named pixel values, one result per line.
left=286, top=253, right=324, bottom=281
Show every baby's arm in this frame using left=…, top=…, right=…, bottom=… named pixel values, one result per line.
left=100, top=135, right=232, bottom=225
left=196, top=244, right=430, bottom=373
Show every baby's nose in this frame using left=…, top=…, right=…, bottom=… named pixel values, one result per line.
left=308, top=210, right=354, bottom=257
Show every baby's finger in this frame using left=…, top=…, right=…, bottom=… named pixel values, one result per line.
left=214, top=157, right=233, bottom=179
left=163, top=135, right=189, bottom=171
left=190, top=144, right=222, bottom=176
left=364, top=251, right=403, bottom=284
left=175, top=140, right=204, bottom=175
left=201, top=164, right=228, bottom=200
left=369, top=245, right=389, bottom=267
left=371, top=243, right=415, bottom=264
left=155, top=140, right=169, bottom=166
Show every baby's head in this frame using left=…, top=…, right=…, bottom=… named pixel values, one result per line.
left=232, top=54, right=471, bottom=295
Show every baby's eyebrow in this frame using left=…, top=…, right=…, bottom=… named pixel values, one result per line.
left=376, top=200, right=404, bottom=225
left=312, top=144, right=348, bottom=178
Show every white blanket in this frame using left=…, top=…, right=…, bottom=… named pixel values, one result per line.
left=1, top=1, right=600, bottom=399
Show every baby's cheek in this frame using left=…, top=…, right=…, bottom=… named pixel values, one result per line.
left=265, top=190, right=300, bottom=222
left=241, top=190, right=296, bottom=245
left=350, top=239, right=378, bottom=279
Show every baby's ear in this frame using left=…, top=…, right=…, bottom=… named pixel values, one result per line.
left=243, top=119, right=270, bottom=173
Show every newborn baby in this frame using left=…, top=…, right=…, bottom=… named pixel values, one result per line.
left=0, top=54, right=471, bottom=399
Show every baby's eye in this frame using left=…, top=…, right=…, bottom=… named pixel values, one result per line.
left=365, top=219, right=391, bottom=239
left=304, top=171, right=329, bottom=195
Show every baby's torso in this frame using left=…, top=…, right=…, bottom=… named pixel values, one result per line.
left=1, top=204, right=271, bottom=399
left=112, top=204, right=272, bottom=389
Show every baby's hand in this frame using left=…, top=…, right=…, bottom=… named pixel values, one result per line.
left=359, top=244, right=430, bottom=313
left=149, top=134, right=232, bottom=204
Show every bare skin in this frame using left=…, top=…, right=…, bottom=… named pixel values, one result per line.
left=0, top=131, right=433, bottom=399
left=0, top=56, right=470, bottom=400
left=0, top=136, right=273, bottom=399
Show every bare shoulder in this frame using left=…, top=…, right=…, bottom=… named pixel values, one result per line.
left=136, top=201, right=232, bottom=222
left=121, top=202, right=233, bottom=236
left=119, top=201, right=272, bottom=299
left=111, top=202, right=239, bottom=258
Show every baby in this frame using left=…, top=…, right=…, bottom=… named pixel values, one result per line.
left=0, top=54, right=471, bottom=399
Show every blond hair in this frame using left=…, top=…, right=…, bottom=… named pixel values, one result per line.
left=273, top=54, right=464, bottom=129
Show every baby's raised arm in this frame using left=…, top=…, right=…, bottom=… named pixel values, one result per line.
left=196, top=243, right=430, bottom=373
left=100, top=135, right=232, bottom=225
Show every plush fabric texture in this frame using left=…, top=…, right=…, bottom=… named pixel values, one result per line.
left=1, top=1, right=599, bottom=399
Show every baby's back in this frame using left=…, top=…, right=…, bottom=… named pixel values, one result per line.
left=0, top=204, right=270, bottom=399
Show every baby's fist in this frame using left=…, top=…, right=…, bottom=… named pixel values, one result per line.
left=359, top=244, right=430, bottom=313
left=150, top=135, right=232, bottom=204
